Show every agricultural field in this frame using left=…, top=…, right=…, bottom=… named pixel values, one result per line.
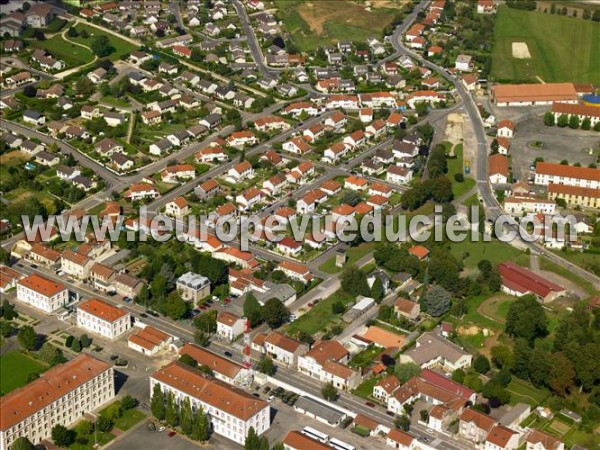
left=491, top=6, right=600, bottom=82
left=273, top=0, right=407, bottom=51
left=0, top=351, right=48, bottom=395
left=29, top=35, right=95, bottom=68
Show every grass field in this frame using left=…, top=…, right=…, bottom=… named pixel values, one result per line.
left=319, top=242, right=377, bottom=274
left=446, top=143, right=476, bottom=199
left=29, top=35, right=95, bottom=68
left=286, top=290, right=354, bottom=336
left=0, top=351, right=48, bottom=395
left=274, top=0, right=404, bottom=51
left=507, top=377, right=550, bottom=406
left=100, top=401, right=146, bottom=431
left=72, top=24, right=138, bottom=61
left=449, top=238, right=524, bottom=270
left=491, top=6, right=600, bottom=82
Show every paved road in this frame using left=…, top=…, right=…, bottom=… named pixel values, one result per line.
left=388, top=4, right=600, bottom=290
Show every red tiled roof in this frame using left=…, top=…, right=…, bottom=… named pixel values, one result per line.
left=498, top=261, right=564, bottom=298
left=488, top=154, right=509, bottom=177
left=18, top=273, right=66, bottom=297
left=536, top=162, right=600, bottom=182
left=77, top=298, right=128, bottom=322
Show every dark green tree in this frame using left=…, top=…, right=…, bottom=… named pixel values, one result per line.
left=474, top=355, right=491, bottom=374
left=10, top=436, right=35, bottom=450
left=321, top=382, right=338, bottom=401
left=505, top=295, right=548, bottom=343
left=165, top=391, right=179, bottom=427
left=179, top=354, right=198, bottom=368
left=91, top=35, right=113, bottom=57
left=192, top=406, right=210, bottom=441
left=51, top=425, right=75, bottom=447
left=17, top=325, right=36, bottom=351
left=261, top=298, right=290, bottom=328
left=150, top=383, right=166, bottom=420
left=243, top=293, right=263, bottom=327
left=340, top=265, right=370, bottom=297
left=96, top=416, right=112, bottom=432
left=180, top=397, right=194, bottom=436
left=543, top=112, right=555, bottom=126
left=421, top=284, right=451, bottom=317
left=257, top=356, right=275, bottom=375
left=245, top=427, right=261, bottom=450
left=395, top=363, right=420, bottom=383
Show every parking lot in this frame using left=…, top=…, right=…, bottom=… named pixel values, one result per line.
left=507, top=115, right=598, bottom=181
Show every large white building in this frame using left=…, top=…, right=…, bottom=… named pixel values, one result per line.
left=503, top=197, right=556, bottom=216
left=534, top=162, right=600, bottom=189
left=16, top=273, right=69, bottom=313
left=0, top=354, right=115, bottom=450
left=216, top=311, right=246, bottom=342
left=150, top=361, right=270, bottom=445
left=76, top=298, right=131, bottom=340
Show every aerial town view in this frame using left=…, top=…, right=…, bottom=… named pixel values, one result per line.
left=0, top=0, right=599, bottom=449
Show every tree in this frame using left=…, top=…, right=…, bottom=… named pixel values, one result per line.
left=331, top=301, right=345, bottom=314
left=257, top=356, right=275, bottom=375
left=474, top=355, right=491, bottom=374
left=80, top=28, right=89, bottom=38
left=150, top=383, right=166, bottom=420
left=557, top=114, right=569, bottom=127
left=180, top=397, right=194, bottom=436
left=80, top=334, right=92, bottom=347
left=244, top=293, right=263, bottom=327
left=581, top=117, right=591, bottom=130
left=78, top=420, right=92, bottom=436
left=490, top=138, right=499, bottom=154
left=245, top=427, right=261, bottom=450
left=593, top=9, right=600, bottom=21
left=512, top=338, right=531, bottom=379
left=51, top=425, right=75, bottom=447
left=482, top=382, right=511, bottom=407
left=165, top=391, right=179, bottom=427
left=0, top=320, right=13, bottom=338
left=120, top=395, right=139, bottom=411
left=421, top=284, right=451, bottom=317
left=96, top=416, right=112, bottom=432
left=370, top=277, right=385, bottom=302
left=1, top=300, right=17, bottom=320
left=491, top=345, right=514, bottom=369
left=192, top=406, right=210, bottom=441
left=452, top=368, right=466, bottom=384
left=18, top=325, right=36, bottom=351
left=394, top=414, right=410, bottom=431
left=71, top=339, right=82, bottom=353
left=528, top=348, right=550, bottom=387
left=261, top=298, right=290, bottom=329
left=395, top=363, right=420, bottom=384
left=568, top=115, right=580, bottom=129
left=419, top=410, right=429, bottom=422
left=67, top=27, right=79, bottom=38
left=38, top=342, right=63, bottom=365
left=505, top=295, right=548, bottom=343
left=193, top=310, right=217, bottom=333
left=179, top=354, right=198, bottom=368
left=10, top=437, right=35, bottom=450
left=548, top=352, right=575, bottom=396
left=543, top=112, right=555, bottom=126
left=321, top=382, right=338, bottom=401
left=164, top=292, right=189, bottom=320
left=91, top=35, right=113, bottom=57
left=341, top=266, right=370, bottom=297
left=194, top=330, right=211, bottom=347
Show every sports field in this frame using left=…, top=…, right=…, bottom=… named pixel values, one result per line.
left=491, top=6, right=600, bottom=83
left=274, top=0, right=407, bottom=51
left=0, top=351, right=48, bottom=395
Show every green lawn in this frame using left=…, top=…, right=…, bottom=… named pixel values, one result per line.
left=446, top=143, right=476, bottom=199
left=507, top=378, right=550, bottom=407
left=351, top=375, right=381, bottom=401
left=319, top=242, right=377, bottom=274
left=100, top=400, right=146, bottom=431
left=72, top=24, right=138, bottom=61
left=100, top=96, right=131, bottom=108
left=0, top=351, right=48, bottom=395
left=539, top=257, right=599, bottom=296
left=286, top=290, right=354, bottom=336
left=348, top=346, right=384, bottom=369
left=29, top=35, right=94, bottom=68
left=449, top=238, right=525, bottom=270
left=274, top=0, right=404, bottom=51
left=70, top=421, right=114, bottom=450
left=491, top=6, right=600, bottom=82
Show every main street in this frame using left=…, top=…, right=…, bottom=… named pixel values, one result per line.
left=388, top=10, right=600, bottom=290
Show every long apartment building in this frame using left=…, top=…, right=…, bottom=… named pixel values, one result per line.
left=16, top=273, right=69, bottom=313
left=534, top=162, right=600, bottom=189
left=76, top=298, right=131, bottom=340
left=150, top=362, right=270, bottom=445
left=0, top=354, right=114, bottom=450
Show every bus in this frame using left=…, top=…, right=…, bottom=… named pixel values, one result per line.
left=302, top=426, right=329, bottom=444
left=329, top=438, right=355, bottom=450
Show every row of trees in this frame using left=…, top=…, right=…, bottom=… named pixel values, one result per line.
left=151, top=385, right=211, bottom=441
left=544, top=112, right=600, bottom=131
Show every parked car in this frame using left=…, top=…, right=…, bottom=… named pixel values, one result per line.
left=263, top=386, right=271, bottom=394
left=158, top=426, right=166, bottom=432
left=365, top=401, right=375, bottom=408
left=224, top=351, right=233, bottom=357
left=168, top=431, right=176, bottom=437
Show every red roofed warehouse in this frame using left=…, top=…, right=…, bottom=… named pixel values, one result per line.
left=498, top=262, right=566, bottom=303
